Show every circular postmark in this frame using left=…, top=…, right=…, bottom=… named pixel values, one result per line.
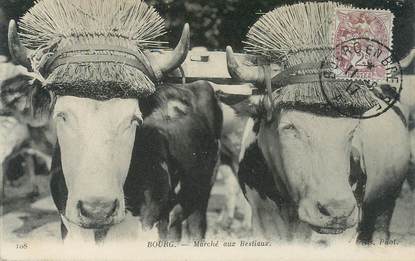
left=319, top=37, right=403, bottom=119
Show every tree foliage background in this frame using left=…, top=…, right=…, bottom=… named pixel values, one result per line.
left=0, top=0, right=414, bottom=59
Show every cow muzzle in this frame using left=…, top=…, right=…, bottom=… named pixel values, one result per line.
left=298, top=197, right=358, bottom=234
left=74, top=197, right=123, bottom=229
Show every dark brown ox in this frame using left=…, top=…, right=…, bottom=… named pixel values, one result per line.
left=226, top=46, right=412, bottom=243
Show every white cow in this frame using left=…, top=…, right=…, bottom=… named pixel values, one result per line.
left=225, top=46, right=412, bottom=243
left=401, top=71, right=415, bottom=191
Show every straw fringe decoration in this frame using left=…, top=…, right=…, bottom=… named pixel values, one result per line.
left=19, top=0, right=166, bottom=51
left=17, top=0, right=167, bottom=99
left=46, top=61, right=156, bottom=100
left=245, top=1, right=346, bottom=66
left=244, top=2, right=379, bottom=114
left=273, top=81, right=378, bottom=115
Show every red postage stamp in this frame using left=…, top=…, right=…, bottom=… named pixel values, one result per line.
left=333, top=8, right=394, bottom=80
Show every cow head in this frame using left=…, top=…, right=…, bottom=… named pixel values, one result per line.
left=258, top=109, right=359, bottom=233
left=227, top=47, right=360, bottom=234
left=8, top=20, right=189, bottom=229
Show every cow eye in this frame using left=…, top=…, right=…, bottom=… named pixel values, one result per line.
left=55, top=112, right=67, bottom=122
left=131, top=114, right=143, bottom=127
left=280, top=122, right=296, bottom=131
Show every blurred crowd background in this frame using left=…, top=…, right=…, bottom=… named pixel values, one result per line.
left=0, top=0, right=414, bottom=59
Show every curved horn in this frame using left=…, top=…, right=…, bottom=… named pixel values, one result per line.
left=151, top=23, right=190, bottom=76
left=226, top=46, right=264, bottom=84
left=399, top=48, right=415, bottom=69
left=8, top=20, right=32, bottom=70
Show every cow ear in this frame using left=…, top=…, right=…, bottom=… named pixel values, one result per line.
left=229, top=95, right=262, bottom=118
left=30, top=84, right=55, bottom=126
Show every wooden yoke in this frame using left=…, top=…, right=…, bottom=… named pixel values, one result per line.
left=149, top=48, right=264, bottom=97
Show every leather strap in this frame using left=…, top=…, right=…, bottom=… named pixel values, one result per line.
left=270, top=62, right=334, bottom=88
left=49, top=45, right=145, bottom=60
left=47, top=55, right=152, bottom=75
left=43, top=44, right=159, bottom=81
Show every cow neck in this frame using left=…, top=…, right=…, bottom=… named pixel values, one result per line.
left=352, top=140, right=367, bottom=234
left=239, top=139, right=293, bottom=208
left=390, top=103, right=408, bottom=127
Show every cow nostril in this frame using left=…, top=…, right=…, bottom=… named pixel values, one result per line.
left=317, top=202, right=331, bottom=217
left=77, top=199, right=119, bottom=220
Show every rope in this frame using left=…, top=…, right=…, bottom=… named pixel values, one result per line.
left=178, top=65, right=186, bottom=87
left=264, top=64, right=273, bottom=121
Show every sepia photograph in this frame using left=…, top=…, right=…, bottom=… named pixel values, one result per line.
left=0, top=0, right=414, bottom=260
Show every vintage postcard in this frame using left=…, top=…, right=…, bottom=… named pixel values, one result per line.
left=0, top=0, right=414, bottom=260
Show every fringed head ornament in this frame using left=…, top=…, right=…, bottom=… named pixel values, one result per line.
left=226, top=2, right=403, bottom=117
left=8, top=0, right=190, bottom=100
